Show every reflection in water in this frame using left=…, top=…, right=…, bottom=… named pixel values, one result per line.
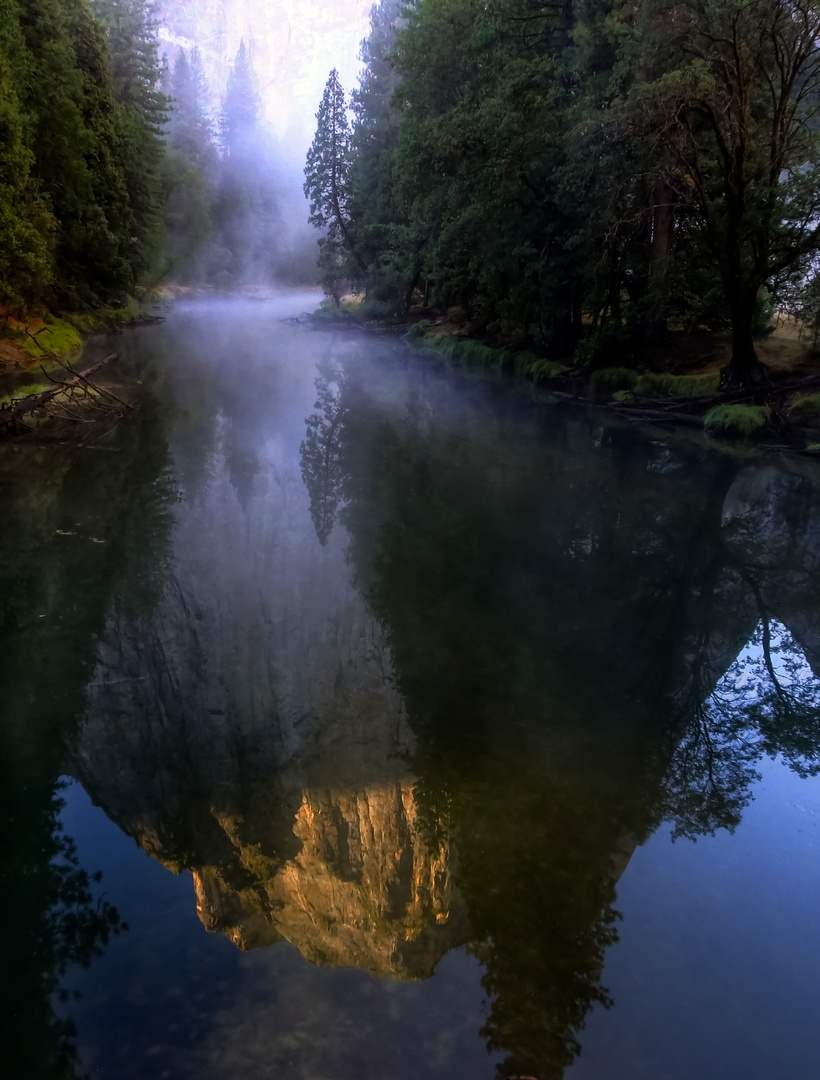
left=300, top=358, right=346, bottom=545
left=6, top=306, right=820, bottom=1078
left=0, top=378, right=176, bottom=1078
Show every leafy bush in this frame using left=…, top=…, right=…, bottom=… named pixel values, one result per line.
left=788, top=392, right=820, bottom=418
left=703, top=404, right=771, bottom=438
left=589, top=367, right=639, bottom=394
left=408, top=318, right=431, bottom=339
left=633, top=372, right=720, bottom=397
left=521, top=356, right=568, bottom=384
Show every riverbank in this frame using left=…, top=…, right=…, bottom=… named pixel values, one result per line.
left=312, top=297, right=820, bottom=452
left=0, top=300, right=163, bottom=426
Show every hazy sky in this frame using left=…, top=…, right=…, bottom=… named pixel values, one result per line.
left=157, top=0, right=373, bottom=151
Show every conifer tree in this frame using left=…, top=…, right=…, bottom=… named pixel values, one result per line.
left=91, top=0, right=169, bottom=282
left=0, top=2, right=54, bottom=307
left=163, top=46, right=216, bottom=280
left=14, top=0, right=135, bottom=305
left=349, top=0, right=405, bottom=303
left=213, top=41, right=281, bottom=284
left=220, top=39, right=260, bottom=157
left=305, top=68, right=365, bottom=295
left=167, top=46, right=214, bottom=163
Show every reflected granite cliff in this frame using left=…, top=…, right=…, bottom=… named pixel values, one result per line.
left=68, top=337, right=820, bottom=1080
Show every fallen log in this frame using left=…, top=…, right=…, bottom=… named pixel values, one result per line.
left=613, top=372, right=820, bottom=412
left=0, top=353, right=120, bottom=433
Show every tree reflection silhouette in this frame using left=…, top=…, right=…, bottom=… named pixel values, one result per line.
left=300, top=358, right=347, bottom=545
left=314, top=354, right=820, bottom=1077
left=0, top=382, right=176, bottom=1078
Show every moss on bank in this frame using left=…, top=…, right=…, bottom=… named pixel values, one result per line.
left=401, top=317, right=820, bottom=449
left=1, top=300, right=145, bottom=376
left=703, top=404, right=772, bottom=438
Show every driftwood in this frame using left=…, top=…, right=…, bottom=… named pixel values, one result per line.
left=0, top=353, right=128, bottom=435
left=548, top=373, right=820, bottom=437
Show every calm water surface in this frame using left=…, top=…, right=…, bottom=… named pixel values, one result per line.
left=3, top=293, right=820, bottom=1079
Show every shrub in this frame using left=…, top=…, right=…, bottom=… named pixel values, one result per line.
left=703, top=404, right=771, bottom=438
left=634, top=372, right=720, bottom=397
left=789, top=392, right=820, bottom=418
left=589, top=367, right=638, bottom=394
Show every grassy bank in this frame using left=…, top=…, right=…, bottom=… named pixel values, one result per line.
left=391, top=308, right=820, bottom=452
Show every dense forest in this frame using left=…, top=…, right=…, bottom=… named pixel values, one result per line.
left=0, top=0, right=297, bottom=319
left=306, top=0, right=820, bottom=386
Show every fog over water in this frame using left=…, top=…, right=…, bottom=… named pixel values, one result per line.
left=4, top=293, right=820, bottom=1079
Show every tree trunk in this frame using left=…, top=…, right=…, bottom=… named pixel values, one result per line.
left=722, top=289, right=768, bottom=390
left=641, top=179, right=675, bottom=341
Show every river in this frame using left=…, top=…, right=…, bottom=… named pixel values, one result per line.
left=2, top=292, right=820, bottom=1079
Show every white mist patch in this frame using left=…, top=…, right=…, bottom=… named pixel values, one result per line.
left=156, top=0, right=372, bottom=148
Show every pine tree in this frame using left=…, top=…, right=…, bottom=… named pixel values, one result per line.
left=348, top=0, right=405, bottom=304
left=91, top=0, right=169, bottom=282
left=167, top=47, right=214, bottom=163
left=13, top=0, right=134, bottom=305
left=212, top=41, right=281, bottom=285
left=163, top=46, right=216, bottom=280
left=220, top=39, right=260, bottom=158
left=0, top=1, right=54, bottom=308
left=305, top=68, right=365, bottom=293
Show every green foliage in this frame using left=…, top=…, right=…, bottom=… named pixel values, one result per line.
left=305, top=68, right=364, bottom=296
left=0, top=381, right=49, bottom=407
left=752, top=288, right=776, bottom=339
left=633, top=372, right=720, bottom=397
left=521, top=356, right=568, bottom=384
left=0, top=0, right=169, bottom=310
left=788, top=392, right=820, bottom=419
left=329, top=0, right=820, bottom=375
left=20, top=316, right=82, bottom=357
left=407, top=318, right=431, bottom=338
left=589, top=368, right=639, bottom=394
left=703, top=404, right=771, bottom=438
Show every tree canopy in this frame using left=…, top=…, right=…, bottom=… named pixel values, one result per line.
left=307, top=0, right=820, bottom=384
left=0, top=0, right=168, bottom=310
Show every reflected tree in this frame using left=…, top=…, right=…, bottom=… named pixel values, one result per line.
left=664, top=618, right=820, bottom=840
left=0, top=367, right=177, bottom=1078
left=300, top=359, right=347, bottom=544
left=329, top=358, right=820, bottom=1077
left=2, top=783, right=126, bottom=1080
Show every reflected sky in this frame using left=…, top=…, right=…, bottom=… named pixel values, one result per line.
left=3, top=293, right=820, bottom=1079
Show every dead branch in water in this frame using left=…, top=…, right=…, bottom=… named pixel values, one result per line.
left=0, top=353, right=131, bottom=437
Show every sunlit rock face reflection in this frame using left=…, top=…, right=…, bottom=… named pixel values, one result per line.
left=193, top=781, right=464, bottom=977
left=63, top=308, right=820, bottom=1079
left=72, top=400, right=464, bottom=979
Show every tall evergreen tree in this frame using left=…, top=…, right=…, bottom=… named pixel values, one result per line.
left=167, top=46, right=213, bottom=163
left=163, top=46, right=216, bottom=280
left=348, top=0, right=405, bottom=306
left=13, top=0, right=135, bottom=305
left=212, top=41, right=281, bottom=284
left=305, top=68, right=365, bottom=297
left=219, top=39, right=260, bottom=158
left=91, top=0, right=168, bottom=283
left=0, top=1, right=54, bottom=308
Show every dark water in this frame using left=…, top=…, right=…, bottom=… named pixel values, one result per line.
left=3, top=293, right=820, bottom=1080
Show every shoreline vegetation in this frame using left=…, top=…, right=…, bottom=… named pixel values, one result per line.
left=309, top=295, right=820, bottom=453
left=304, top=0, right=820, bottom=412
left=0, top=299, right=165, bottom=436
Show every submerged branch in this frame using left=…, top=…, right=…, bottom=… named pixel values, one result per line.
left=0, top=354, right=130, bottom=436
